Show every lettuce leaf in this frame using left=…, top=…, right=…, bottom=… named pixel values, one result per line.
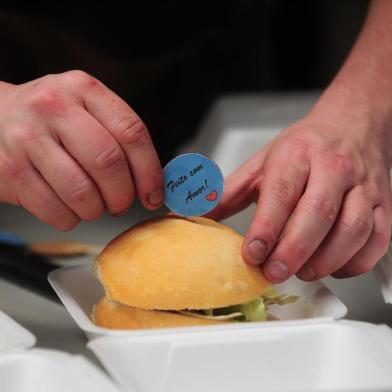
left=261, top=287, right=300, bottom=306
left=178, top=310, right=243, bottom=321
left=239, top=298, right=267, bottom=321
left=192, top=298, right=267, bottom=322
left=179, top=287, right=299, bottom=322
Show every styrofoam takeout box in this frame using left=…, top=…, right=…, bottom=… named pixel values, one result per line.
left=48, top=264, right=392, bottom=392
left=0, top=309, right=120, bottom=392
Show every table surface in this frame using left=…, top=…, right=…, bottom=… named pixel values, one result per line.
left=1, top=93, right=391, bottom=364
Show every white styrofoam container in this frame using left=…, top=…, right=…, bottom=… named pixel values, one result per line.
left=88, top=320, right=392, bottom=392
left=48, top=266, right=347, bottom=339
left=0, top=309, right=120, bottom=392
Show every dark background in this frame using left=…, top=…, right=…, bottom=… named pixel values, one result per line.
left=0, top=0, right=369, bottom=162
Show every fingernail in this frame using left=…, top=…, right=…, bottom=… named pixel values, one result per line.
left=299, top=265, right=316, bottom=281
left=148, top=187, right=164, bottom=206
left=248, top=239, right=268, bottom=265
left=266, top=261, right=289, bottom=282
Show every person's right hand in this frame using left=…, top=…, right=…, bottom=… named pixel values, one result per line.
left=0, top=71, right=163, bottom=230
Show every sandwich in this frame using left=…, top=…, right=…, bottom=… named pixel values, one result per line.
left=91, top=215, right=297, bottom=329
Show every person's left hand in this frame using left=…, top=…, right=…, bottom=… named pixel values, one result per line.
left=208, top=105, right=392, bottom=283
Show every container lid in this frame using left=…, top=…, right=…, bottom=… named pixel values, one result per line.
left=374, top=244, right=392, bottom=304
left=0, top=309, right=120, bottom=392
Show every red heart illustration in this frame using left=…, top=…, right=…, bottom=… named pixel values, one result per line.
left=205, top=190, right=218, bottom=201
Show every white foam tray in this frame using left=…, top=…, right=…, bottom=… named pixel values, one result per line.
left=0, top=309, right=120, bottom=392
left=48, top=266, right=348, bottom=339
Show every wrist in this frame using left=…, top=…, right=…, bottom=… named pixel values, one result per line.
left=308, top=0, right=392, bottom=166
left=308, top=77, right=392, bottom=167
left=315, top=69, right=392, bottom=130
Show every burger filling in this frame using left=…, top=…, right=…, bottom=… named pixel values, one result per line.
left=178, top=287, right=299, bottom=322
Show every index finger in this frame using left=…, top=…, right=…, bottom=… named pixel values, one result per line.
left=69, top=71, right=163, bottom=210
left=243, top=153, right=309, bottom=266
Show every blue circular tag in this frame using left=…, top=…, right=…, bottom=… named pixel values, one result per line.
left=163, top=153, right=224, bottom=216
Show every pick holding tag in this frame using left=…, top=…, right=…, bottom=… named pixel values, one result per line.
left=163, top=153, right=224, bottom=217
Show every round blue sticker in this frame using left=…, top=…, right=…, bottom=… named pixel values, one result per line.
left=163, top=153, right=224, bottom=217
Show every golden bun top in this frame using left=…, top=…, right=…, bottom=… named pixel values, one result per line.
left=93, top=216, right=271, bottom=310
left=92, top=297, right=226, bottom=330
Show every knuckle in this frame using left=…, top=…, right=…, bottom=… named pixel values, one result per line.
left=336, top=155, right=354, bottom=175
left=283, top=239, right=310, bottom=265
left=269, top=178, right=297, bottom=209
left=95, top=146, right=125, bottom=171
left=324, top=153, right=354, bottom=177
left=65, top=69, right=94, bottom=85
left=67, top=176, right=94, bottom=203
left=282, top=138, right=308, bottom=160
left=30, top=86, right=62, bottom=113
left=44, top=196, right=64, bottom=215
left=8, top=123, right=40, bottom=145
left=42, top=196, right=73, bottom=224
left=12, top=165, right=31, bottom=183
left=31, top=86, right=54, bottom=103
left=9, top=126, right=49, bottom=152
left=340, top=214, right=372, bottom=238
left=304, top=194, right=336, bottom=223
left=116, top=116, right=148, bottom=145
left=0, top=155, right=31, bottom=183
